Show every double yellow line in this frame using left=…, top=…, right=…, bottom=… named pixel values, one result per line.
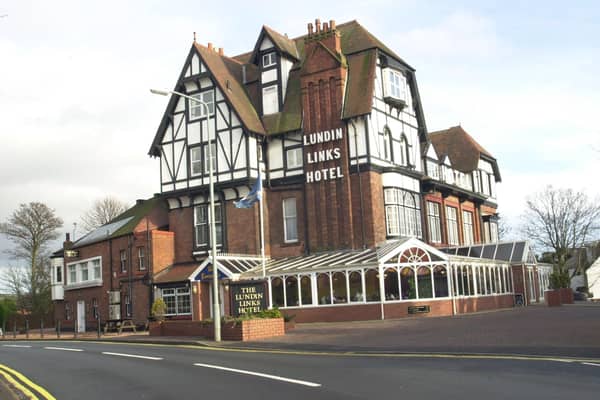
left=0, top=364, right=56, bottom=400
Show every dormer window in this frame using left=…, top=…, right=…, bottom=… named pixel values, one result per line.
left=388, top=70, right=405, bottom=99
left=190, top=90, right=214, bottom=119
left=262, top=52, right=277, bottom=68
left=383, top=68, right=408, bottom=110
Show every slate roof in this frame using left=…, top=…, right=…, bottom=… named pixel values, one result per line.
left=429, top=125, right=501, bottom=180
left=150, top=19, right=418, bottom=152
left=71, top=197, right=163, bottom=249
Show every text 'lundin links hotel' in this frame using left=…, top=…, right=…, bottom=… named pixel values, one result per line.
left=51, top=19, right=548, bottom=329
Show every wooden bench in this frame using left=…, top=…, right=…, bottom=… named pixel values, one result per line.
left=104, top=319, right=137, bottom=334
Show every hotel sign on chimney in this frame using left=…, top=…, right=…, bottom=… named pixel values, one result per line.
left=303, top=128, right=344, bottom=183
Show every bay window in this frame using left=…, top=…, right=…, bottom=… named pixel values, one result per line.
left=384, top=188, right=422, bottom=238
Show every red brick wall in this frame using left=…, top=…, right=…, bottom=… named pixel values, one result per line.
left=168, top=207, right=195, bottom=264
left=267, top=188, right=305, bottom=257
left=280, top=295, right=515, bottom=323
left=149, top=318, right=284, bottom=341
left=226, top=199, right=260, bottom=254
left=151, top=230, right=175, bottom=275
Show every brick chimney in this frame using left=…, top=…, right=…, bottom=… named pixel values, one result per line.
left=304, top=18, right=341, bottom=55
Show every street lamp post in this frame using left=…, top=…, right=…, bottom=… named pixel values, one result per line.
left=150, top=88, right=221, bottom=342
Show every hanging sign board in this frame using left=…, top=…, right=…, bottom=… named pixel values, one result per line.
left=194, top=264, right=228, bottom=282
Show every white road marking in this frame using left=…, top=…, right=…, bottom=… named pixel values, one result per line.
left=582, top=362, right=600, bottom=367
left=2, top=344, right=32, bottom=348
left=44, top=347, right=84, bottom=352
left=102, top=352, right=163, bottom=361
left=193, top=363, right=322, bottom=387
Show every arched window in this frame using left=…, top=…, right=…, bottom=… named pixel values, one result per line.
left=332, top=272, right=347, bottom=303
left=384, top=268, right=400, bottom=300
left=433, top=266, right=449, bottom=297
left=400, top=267, right=416, bottom=299
left=417, top=267, right=433, bottom=299
left=399, top=134, right=409, bottom=166
left=285, top=276, right=299, bottom=307
left=300, top=275, right=312, bottom=305
left=317, top=273, right=331, bottom=305
left=383, top=128, right=392, bottom=161
left=365, top=269, right=380, bottom=301
left=271, top=277, right=284, bottom=307
left=349, top=271, right=363, bottom=302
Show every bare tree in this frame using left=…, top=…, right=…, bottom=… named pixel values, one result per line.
left=80, top=196, right=129, bottom=232
left=0, top=202, right=63, bottom=316
left=521, top=186, right=600, bottom=274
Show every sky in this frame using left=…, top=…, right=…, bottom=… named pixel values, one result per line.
left=1, top=0, right=599, bottom=269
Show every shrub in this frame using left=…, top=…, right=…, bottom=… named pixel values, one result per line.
left=549, top=270, right=570, bottom=289
left=151, top=298, right=167, bottom=322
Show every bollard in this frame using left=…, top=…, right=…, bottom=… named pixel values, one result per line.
left=57, top=320, right=61, bottom=339
left=97, top=313, right=101, bottom=339
left=25, top=320, right=29, bottom=339
left=74, top=320, right=78, bottom=339
left=41, top=319, right=44, bottom=339
left=13, top=321, right=16, bottom=339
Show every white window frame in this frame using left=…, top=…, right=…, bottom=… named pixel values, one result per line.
left=65, top=256, right=103, bottom=289
left=262, top=85, right=279, bottom=115
left=189, top=90, right=215, bottom=119
left=262, top=52, right=276, bottom=68
left=137, top=246, right=146, bottom=271
left=202, top=141, right=217, bottom=175
left=285, top=147, right=303, bottom=169
left=384, top=68, right=407, bottom=101
left=446, top=206, right=459, bottom=246
left=120, top=250, right=127, bottom=272
left=161, top=286, right=192, bottom=316
left=384, top=188, right=422, bottom=238
left=283, top=198, right=298, bottom=243
left=194, top=203, right=223, bottom=248
left=462, top=210, right=474, bottom=245
left=427, top=202, right=442, bottom=243
left=190, top=147, right=203, bottom=176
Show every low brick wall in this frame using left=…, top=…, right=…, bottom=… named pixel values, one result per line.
left=281, top=295, right=515, bottom=323
left=149, top=318, right=284, bottom=341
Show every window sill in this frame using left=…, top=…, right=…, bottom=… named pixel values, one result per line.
left=64, top=280, right=103, bottom=291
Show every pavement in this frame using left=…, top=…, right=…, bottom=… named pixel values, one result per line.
left=2, top=302, right=599, bottom=358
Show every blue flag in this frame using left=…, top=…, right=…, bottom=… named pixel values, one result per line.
left=234, top=175, right=262, bottom=208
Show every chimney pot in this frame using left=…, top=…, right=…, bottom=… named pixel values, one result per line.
left=315, top=18, right=321, bottom=33
left=330, top=20, right=336, bottom=30
left=218, top=47, right=224, bottom=56
left=323, top=22, right=329, bottom=31
left=308, top=23, right=314, bottom=36
left=208, top=42, right=213, bottom=50
left=66, top=233, right=70, bottom=241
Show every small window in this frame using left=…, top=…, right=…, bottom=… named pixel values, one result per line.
left=92, top=259, right=101, bottom=280
left=446, top=206, right=459, bottom=246
left=190, top=147, right=203, bottom=176
left=382, top=129, right=392, bottom=161
left=120, top=250, right=127, bottom=273
left=69, top=265, right=76, bottom=284
left=194, top=204, right=223, bottom=248
left=56, top=265, right=62, bottom=283
left=203, top=141, right=217, bottom=174
left=427, top=202, right=442, bottom=243
left=285, top=147, right=303, bottom=169
left=463, top=211, right=474, bottom=245
left=137, top=247, right=146, bottom=271
left=387, top=69, right=406, bottom=100
left=190, top=90, right=215, bottom=119
left=80, top=262, right=89, bottom=281
left=283, top=198, right=298, bottom=243
left=262, top=85, right=279, bottom=115
left=262, top=52, right=276, bottom=68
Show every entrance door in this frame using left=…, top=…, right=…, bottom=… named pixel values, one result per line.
left=77, top=300, right=86, bottom=333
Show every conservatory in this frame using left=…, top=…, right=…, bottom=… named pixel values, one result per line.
left=240, top=238, right=515, bottom=322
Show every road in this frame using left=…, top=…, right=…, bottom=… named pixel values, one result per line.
left=1, top=341, right=600, bottom=399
